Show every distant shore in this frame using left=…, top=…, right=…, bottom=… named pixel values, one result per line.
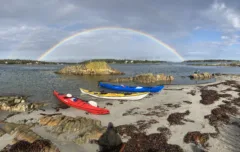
left=0, top=59, right=168, bottom=65
left=189, top=63, right=240, bottom=67
left=184, top=59, right=240, bottom=63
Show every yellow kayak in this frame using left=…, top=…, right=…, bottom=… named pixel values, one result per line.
left=80, top=88, right=149, bottom=100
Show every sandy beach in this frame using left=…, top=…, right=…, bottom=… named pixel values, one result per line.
left=0, top=74, right=240, bottom=152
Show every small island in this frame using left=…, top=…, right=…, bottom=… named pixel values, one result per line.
left=56, top=61, right=124, bottom=75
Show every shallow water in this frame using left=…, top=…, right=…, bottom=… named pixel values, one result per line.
left=0, top=63, right=239, bottom=102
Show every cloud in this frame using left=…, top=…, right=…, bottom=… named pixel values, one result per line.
left=203, top=0, right=240, bottom=30
left=0, top=0, right=239, bottom=61
left=221, top=36, right=229, bottom=39
left=194, top=26, right=202, bottom=30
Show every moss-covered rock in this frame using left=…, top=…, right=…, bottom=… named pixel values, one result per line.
left=56, top=61, right=124, bottom=75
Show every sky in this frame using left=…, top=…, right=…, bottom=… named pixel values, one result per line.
left=0, top=0, right=240, bottom=62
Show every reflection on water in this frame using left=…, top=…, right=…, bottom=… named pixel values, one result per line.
left=0, top=63, right=239, bottom=102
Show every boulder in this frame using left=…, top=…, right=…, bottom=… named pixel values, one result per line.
left=56, top=61, right=124, bottom=75
left=0, top=96, right=47, bottom=112
left=0, top=102, right=28, bottom=112
left=190, top=72, right=213, bottom=80
left=39, top=114, right=105, bottom=144
left=134, top=73, right=174, bottom=83
left=107, top=73, right=174, bottom=83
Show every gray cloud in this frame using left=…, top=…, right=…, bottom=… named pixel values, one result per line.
left=0, top=0, right=240, bottom=61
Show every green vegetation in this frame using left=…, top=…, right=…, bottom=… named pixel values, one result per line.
left=79, top=59, right=167, bottom=64
left=0, top=59, right=74, bottom=65
left=84, top=61, right=111, bottom=70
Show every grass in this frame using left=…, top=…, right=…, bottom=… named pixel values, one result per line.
left=84, top=61, right=110, bottom=70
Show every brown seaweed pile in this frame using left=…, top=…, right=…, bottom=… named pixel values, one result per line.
left=143, top=105, right=168, bottom=117
left=164, top=103, right=181, bottom=108
left=157, top=127, right=172, bottom=139
left=199, top=80, right=240, bottom=105
left=136, top=119, right=159, bottom=132
left=183, top=131, right=209, bottom=148
left=167, top=110, right=190, bottom=125
left=232, top=97, right=240, bottom=107
left=1, top=139, right=60, bottom=152
left=204, top=104, right=238, bottom=127
left=200, top=90, right=220, bottom=105
left=123, top=133, right=183, bottom=152
left=123, top=105, right=168, bottom=117
left=115, top=125, right=183, bottom=152
left=122, top=107, right=140, bottom=116
left=116, top=125, right=141, bottom=138
left=183, top=101, right=192, bottom=104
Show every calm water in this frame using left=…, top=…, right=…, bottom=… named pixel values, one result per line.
left=0, top=63, right=239, bottom=103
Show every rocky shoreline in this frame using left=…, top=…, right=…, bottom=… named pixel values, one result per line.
left=0, top=74, right=240, bottom=152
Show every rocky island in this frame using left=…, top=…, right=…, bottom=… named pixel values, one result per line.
left=56, top=61, right=124, bottom=75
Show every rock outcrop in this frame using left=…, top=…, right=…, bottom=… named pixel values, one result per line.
left=0, top=96, right=47, bottom=112
left=107, top=73, right=174, bottom=83
left=56, top=61, right=124, bottom=75
left=0, top=122, right=59, bottom=152
left=190, top=72, right=213, bottom=80
left=39, top=114, right=105, bottom=144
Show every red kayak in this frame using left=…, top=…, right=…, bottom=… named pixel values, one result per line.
left=53, top=90, right=110, bottom=115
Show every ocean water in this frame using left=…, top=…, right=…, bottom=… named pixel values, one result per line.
left=0, top=63, right=239, bottom=103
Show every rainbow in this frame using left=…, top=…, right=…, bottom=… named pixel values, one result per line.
left=37, top=27, right=185, bottom=61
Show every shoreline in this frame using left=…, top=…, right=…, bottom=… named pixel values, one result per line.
left=0, top=74, right=240, bottom=151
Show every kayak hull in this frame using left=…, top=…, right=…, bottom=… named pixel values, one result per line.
left=53, top=90, right=109, bottom=115
left=80, top=88, right=149, bottom=100
left=98, top=82, right=164, bottom=93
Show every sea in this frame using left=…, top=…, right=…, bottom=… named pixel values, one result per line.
left=0, top=63, right=239, bottom=103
